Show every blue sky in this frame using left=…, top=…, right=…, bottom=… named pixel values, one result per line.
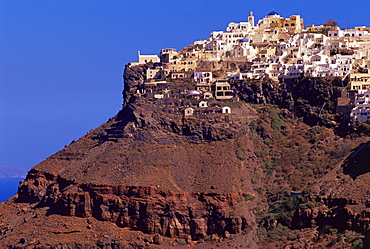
left=1, top=0, right=370, bottom=170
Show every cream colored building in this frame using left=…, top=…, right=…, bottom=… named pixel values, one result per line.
left=146, top=68, right=161, bottom=80
left=284, top=15, right=303, bottom=34
left=163, top=57, right=197, bottom=73
left=349, top=73, right=370, bottom=91
left=160, top=48, right=178, bottom=63
left=215, top=80, right=233, bottom=99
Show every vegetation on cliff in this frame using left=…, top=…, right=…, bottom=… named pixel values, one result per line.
left=228, top=75, right=370, bottom=248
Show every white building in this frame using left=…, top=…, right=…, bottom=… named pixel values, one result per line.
left=194, top=72, right=212, bottom=83
left=351, top=90, right=370, bottom=121
left=138, top=51, right=160, bottom=64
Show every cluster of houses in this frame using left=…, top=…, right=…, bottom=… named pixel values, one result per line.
left=348, top=73, right=370, bottom=120
left=135, top=74, right=234, bottom=119
left=130, top=10, right=370, bottom=121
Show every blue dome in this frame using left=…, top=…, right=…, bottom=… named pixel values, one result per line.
left=239, top=38, right=249, bottom=43
left=268, top=10, right=279, bottom=16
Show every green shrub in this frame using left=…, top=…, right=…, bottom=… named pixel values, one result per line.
left=250, top=120, right=257, bottom=132
left=257, top=186, right=265, bottom=195
left=236, top=141, right=246, bottom=160
left=255, top=150, right=268, bottom=158
left=353, top=238, right=364, bottom=249
left=298, top=201, right=315, bottom=209
left=267, top=223, right=287, bottom=242
left=305, top=126, right=325, bottom=143
left=242, top=193, right=255, bottom=201
left=270, top=110, right=286, bottom=132
left=257, top=226, right=267, bottom=242
left=178, top=239, right=187, bottom=245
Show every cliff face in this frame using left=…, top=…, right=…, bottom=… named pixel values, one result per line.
left=1, top=65, right=370, bottom=248
left=19, top=174, right=250, bottom=239
left=0, top=65, right=263, bottom=248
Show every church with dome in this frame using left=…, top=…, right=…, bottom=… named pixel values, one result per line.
left=257, top=10, right=304, bottom=34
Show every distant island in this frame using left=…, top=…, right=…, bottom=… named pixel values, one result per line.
left=0, top=165, right=27, bottom=178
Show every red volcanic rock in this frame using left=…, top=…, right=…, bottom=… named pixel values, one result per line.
left=2, top=64, right=370, bottom=248
left=0, top=64, right=260, bottom=247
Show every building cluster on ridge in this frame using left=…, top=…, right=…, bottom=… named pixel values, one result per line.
left=130, top=10, right=370, bottom=120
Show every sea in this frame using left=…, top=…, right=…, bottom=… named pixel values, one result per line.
left=0, top=178, right=24, bottom=202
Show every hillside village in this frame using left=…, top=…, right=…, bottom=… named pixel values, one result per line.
left=129, top=10, right=370, bottom=121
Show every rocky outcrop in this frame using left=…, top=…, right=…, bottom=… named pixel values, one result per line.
left=120, top=65, right=257, bottom=142
left=18, top=169, right=250, bottom=240
left=123, top=64, right=148, bottom=106
left=292, top=197, right=370, bottom=232
left=231, top=77, right=344, bottom=127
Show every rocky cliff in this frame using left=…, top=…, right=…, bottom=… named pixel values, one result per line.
left=0, top=65, right=370, bottom=248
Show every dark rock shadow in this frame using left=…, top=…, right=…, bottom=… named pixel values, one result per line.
left=342, top=141, right=370, bottom=179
